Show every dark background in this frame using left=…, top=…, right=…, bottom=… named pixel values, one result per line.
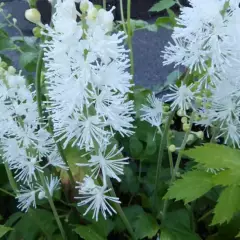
left=0, top=0, right=189, bottom=88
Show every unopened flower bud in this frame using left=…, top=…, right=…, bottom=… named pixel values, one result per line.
left=25, top=8, right=41, bottom=25
left=187, top=134, right=195, bottom=142
left=97, top=8, right=115, bottom=31
left=177, top=109, right=185, bottom=117
left=87, top=7, right=98, bottom=20
left=168, top=144, right=176, bottom=153
left=32, top=26, right=41, bottom=38
left=183, top=123, right=190, bottom=132
left=80, top=0, right=90, bottom=13
left=8, top=66, right=16, bottom=75
left=196, top=131, right=204, bottom=140
left=12, top=18, right=17, bottom=25
left=196, top=96, right=202, bottom=105
left=0, top=61, right=7, bottom=69
left=181, top=117, right=188, bottom=124
left=38, top=191, right=46, bottom=200
left=163, top=105, right=170, bottom=112
left=205, top=102, right=212, bottom=109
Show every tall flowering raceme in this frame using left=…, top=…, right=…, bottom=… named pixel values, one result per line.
left=158, top=0, right=240, bottom=149
left=0, top=60, right=67, bottom=212
left=42, top=0, right=134, bottom=221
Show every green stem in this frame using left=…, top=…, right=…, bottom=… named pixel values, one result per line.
left=167, top=136, right=174, bottom=177
left=4, top=163, right=18, bottom=194
left=107, top=178, right=136, bottom=240
left=36, top=49, right=44, bottom=118
left=138, top=161, right=142, bottom=182
left=0, top=11, right=25, bottom=41
left=127, top=0, right=134, bottom=76
left=119, top=0, right=127, bottom=34
left=153, top=111, right=175, bottom=209
left=39, top=172, right=67, bottom=240
left=161, top=114, right=194, bottom=220
left=198, top=209, right=214, bottom=222
left=0, top=187, right=15, bottom=197
left=103, top=0, right=106, bottom=9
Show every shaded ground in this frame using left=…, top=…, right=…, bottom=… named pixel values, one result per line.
left=0, top=0, right=174, bottom=89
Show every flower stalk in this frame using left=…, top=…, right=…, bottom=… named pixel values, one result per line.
left=153, top=110, right=175, bottom=210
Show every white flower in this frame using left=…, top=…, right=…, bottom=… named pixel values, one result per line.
left=46, top=149, right=68, bottom=170
left=16, top=185, right=39, bottom=212
left=54, top=114, right=110, bottom=150
left=164, top=83, right=195, bottom=113
left=77, top=144, right=128, bottom=183
left=96, top=8, right=115, bottom=32
left=140, top=94, right=164, bottom=127
left=38, top=175, right=60, bottom=199
left=219, top=120, right=240, bottom=148
left=76, top=176, right=120, bottom=221
left=163, top=0, right=240, bottom=74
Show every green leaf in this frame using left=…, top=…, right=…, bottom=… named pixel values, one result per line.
left=161, top=209, right=201, bottom=240
left=129, top=135, right=144, bottom=158
left=236, top=232, right=240, bottom=238
left=164, top=171, right=213, bottom=203
left=155, top=17, right=173, bottom=29
left=183, top=144, right=240, bottom=169
left=7, top=210, right=56, bottom=240
left=149, top=0, right=175, bottom=12
left=133, top=212, right=159, bottom=239
left=151, top=70, right=181, bottom=93
left=28, top=209, right=57, bottom=238
left=114, top=205, right=145, bottom=233
left=0, top=225, right=13, bottom=238
left=74, top=225, right=106, bottom=240
left=0, top=28, right=9, bottom=38
left=212, top=185, right=240, bottom=225
left=213, top=169, right=240, bottom=186
left=120, top=165, right=140, bottom=194
left=60, top=146, right=88, bottom=183
left=19, top=52, right=38, bottom=72
left=0, top=54, right=12, bottom=65
left=0, top=39, right=15, bottom=51
left=130, top=19, right=158, bottom=32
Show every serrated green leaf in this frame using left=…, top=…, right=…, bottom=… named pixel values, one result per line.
left=164, top=171, right=213, bottom=203
left=213, top=169, right=240, bottom=186
left=0, top=225, right=13, bottom=238
left=133, top=212, right=159, bottom=239
left=212, top=185, right=240, bottom=225
left=183, top=144, right=240, bottom=169
left=74, top=225, right=106, bottom=240
left=161, top=209, right=201, bottom=240
left=149, top=0, right=175, bottom=12
left=236, top=231, right=240, bottom=238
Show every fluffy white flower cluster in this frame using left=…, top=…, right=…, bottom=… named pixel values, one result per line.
left=141, top=1, right=240, bottom=148
left=0, top=60, right=66, bottom=212
left=42, top=0, right=134, bottom=220
left=160, top=0, right=240, bottom=148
